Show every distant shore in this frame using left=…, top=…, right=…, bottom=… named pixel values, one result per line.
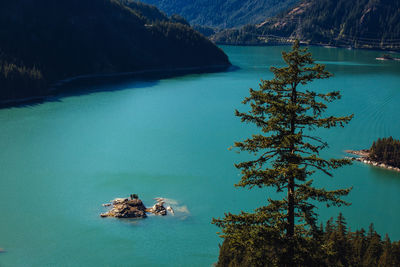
left=345, top=150, right=400, bottom=172
left=215, top=41, right=400, bottom=53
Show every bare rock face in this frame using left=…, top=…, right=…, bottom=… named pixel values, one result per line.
left=148, top=201, right=167, bottom=216
left=101, top=198, right=147, bottom=218
left=101, top=196, right=176, bottom=218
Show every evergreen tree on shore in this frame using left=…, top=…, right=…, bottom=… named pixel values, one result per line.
left=370, top=137, right=400, bottom=168
left=212, top=41, right=353, bottom=265
left=216, top=212, right=400, bottom=266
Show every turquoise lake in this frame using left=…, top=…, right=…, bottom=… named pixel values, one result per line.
left=0, top=45, right=400, bottom=266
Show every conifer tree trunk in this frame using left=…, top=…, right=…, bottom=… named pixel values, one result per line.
left=287, top=80, right=298, bottom=264
left=287, top=177, right=295, bottom=237
left=287, top=175, right=295, bottom=267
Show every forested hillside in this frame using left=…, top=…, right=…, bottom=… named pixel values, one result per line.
left=370, top=137, right=400, bottom=168
left=212, top=0, right=400, bottom=50
left=218, top=214, right=400, bottom=266
left=0, top=0, right=230, bottom=102
left=139, top=0, right=299, bottom=28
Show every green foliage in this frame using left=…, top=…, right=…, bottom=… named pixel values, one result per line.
left=0, top=57, right=46, bottom=101
left=217, top=213, right=400, bottom=266
left=0, top=0, right=230, bottom=102
left=213, top=41, right=353, bottom=265
left=213, top=0, right=400, bottom=50
left=193, top=25, right=217, bottom=37
left=370, top=137, right=400, bottom=168
left=211, top=25, right=261, bottom=45
left=140, top=0, right=299, bottom=28
left=170, top=14, right=190, bottom=26
left=122, top=0, right=170, bottom=23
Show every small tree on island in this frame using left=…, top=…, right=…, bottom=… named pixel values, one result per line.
left=212, top=41, right=354, bottom=266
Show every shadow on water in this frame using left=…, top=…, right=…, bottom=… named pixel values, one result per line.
left=369, top=166, right=400, bottom=184
left=0, top=65, right=237, bottom=109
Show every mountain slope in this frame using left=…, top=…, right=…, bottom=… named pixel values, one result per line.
left=212, top=0, right=400, bottom=50
left=139, top=0, right=299, bottom=28
left=0, top=0, right=230, bottom=102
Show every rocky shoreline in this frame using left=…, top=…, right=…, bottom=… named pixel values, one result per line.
left=345, top=150, right=400, bottom=172
left=100, top=195, right=174, bottom=219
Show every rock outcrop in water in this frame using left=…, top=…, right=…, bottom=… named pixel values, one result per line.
left=345, top=149, right=400, bottom=173
left=148, top=199, right=167, bottom=216
left=101, top=196, right=173, bottom=218
left=101, top=198, right=147, bottom=218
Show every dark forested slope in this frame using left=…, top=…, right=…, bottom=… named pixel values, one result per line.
left=212, top=0, right=400, bottom=50
left=370, top=137, right=400, bottom=168
left=0, top=0, right=230, bottom=102
left=139, top=0, right=299, bottom=28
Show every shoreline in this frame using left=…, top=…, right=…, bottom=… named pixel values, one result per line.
left=216, top=41, right=400, bottom=53
left=0, top=64, right=232, bottom=109
left=50, top=64, right=232, bottom=87
left=345, top=150, right=400, bottom=173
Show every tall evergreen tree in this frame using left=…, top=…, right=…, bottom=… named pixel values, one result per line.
left=213, top=41, right=353, bottom=266
left=329, top=213, right=349, bottom=266
left=379, top=234, right=394, bottom=266
left=363, top=224, right=383, bottom=266
left=349, top=228, right=367, bottom=266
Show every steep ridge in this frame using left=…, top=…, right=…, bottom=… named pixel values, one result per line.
left=212, top=0, right=400, bottom=50
left=139, top=0, right=299, bottom=28
left=0, top=0, right=230, bottom=102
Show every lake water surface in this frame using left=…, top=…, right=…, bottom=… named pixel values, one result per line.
left=0, top=46, right=400, bottom=266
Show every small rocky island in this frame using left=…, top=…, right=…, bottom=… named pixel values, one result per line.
left=346, top=137, right=400, bottom=172
left=100, top=194, right=174, bottom=218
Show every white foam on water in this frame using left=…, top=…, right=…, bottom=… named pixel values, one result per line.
left=175, top=205, right=190, bottom=214
left=154, top=197, right=179, bottom=205
left=153, top=197, right=189, bottom=214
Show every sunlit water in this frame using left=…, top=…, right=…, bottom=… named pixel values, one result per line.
left=0, top=46, right=399, bottom=266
